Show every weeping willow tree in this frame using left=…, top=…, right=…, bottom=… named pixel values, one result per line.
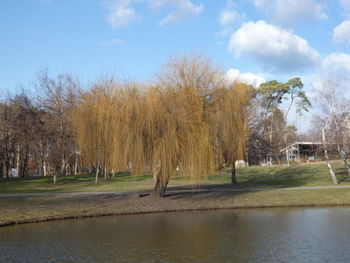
left=73, top=55, right=251, bottom=197
left=158, top=55, right=252, bottom=185
left=208, top=83, right=252, bottom=183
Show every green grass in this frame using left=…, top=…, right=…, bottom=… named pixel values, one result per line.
left=0, top=162, right=349, bottom=194
left=0, top=173, right=156, bottom=194
left=232, top=162, right=350, bottom=188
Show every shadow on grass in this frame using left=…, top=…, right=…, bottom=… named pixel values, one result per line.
left=337, top=167, right=350, bottom=183
left=167, top=164, right=350, bottom=193
left=238, top=164, right=349, bottom=188
left=1, top=163, right=349, bottom=195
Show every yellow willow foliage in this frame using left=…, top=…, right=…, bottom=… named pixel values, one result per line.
left=208, top=83, right=252, bottom=168
left=72, top=58, right=251, bottom=192
left=149, top=84, right=214, bottom=182
left=72, top=82, right=117, bottom=171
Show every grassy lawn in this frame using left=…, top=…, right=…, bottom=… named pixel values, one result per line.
left=0, top=162, right=349, bottom=194
left=228, top=162, right=350, bottom=188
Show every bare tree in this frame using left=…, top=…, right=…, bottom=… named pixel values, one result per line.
left=316, top=80, right=350, bottom=177
left=35, top=70, right=81, bottom=183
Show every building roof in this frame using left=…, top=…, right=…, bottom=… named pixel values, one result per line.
left=280, top=142, right=322, bottom=152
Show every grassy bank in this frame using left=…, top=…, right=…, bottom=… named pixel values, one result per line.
left=1, top=162, right=350, bottom=226
left=1, top=162, right=349, bottom=194
left=2, top=188, right=350, bottom=226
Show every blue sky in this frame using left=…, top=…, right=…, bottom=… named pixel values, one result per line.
left=1, top=0, right=350, bottom=120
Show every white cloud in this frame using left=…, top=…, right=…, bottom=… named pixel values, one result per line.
left=301, top=53, right=350, bottom=96
left=228, top=20, right=320, bottom=73
left=226, top=69, right=265, bottom=87
left=106, top=0, right=141, bottom=29
left=220, top=9, right=237, bottom=27
left=320, top=53, right=350, bottom=93
left=340, top=0, right=350, bottom=14
left=157, top=0, right=204, bottom=26
left=254, top=0, right=327, bottom=26
left=219, top=1, right=238, bottom=27
left=105, top=0, right=203, bottom=29
left=99, top=38, right=126, bottom=47
left=218, top=0, right=242, bottom=35
left=332, top=1, right=350, bottom=45
left=322, top=52, right=350, bottom=72
left=333, top=20, right=350, bottom=44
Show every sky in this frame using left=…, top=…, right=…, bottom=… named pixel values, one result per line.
left=1, top=0, right=350, bottom=130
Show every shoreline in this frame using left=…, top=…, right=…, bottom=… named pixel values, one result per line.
left=2, top=203, right=350, bottom=228
left=2, top=188, right=350, bottom=228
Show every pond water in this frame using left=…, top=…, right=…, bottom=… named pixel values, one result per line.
left=1, top=208, right=350, bottom=262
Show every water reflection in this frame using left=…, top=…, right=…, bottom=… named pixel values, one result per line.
left=1, top=208, right=350, bottom=262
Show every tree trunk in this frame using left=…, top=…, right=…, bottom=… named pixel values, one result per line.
left=231, top=164, right=237, bottom=184
left=151, top=170, right=169, bottom=198
left=284, top=134, right=290, bottom=166
left=322, top=128, right=338, bottom=184
left=43, top=160, right=47, bottom=177
left=333, top=118, right=350, bottom=177
left=245, top=151, right=249, bottom=167
left=95, top=163, right=99, bottom=184
left=152, top=161, right=161, bottom=181
left=326, top=160, right=338, bottom=185
left=104, top=166, right=108, bottom=180
left=340, top=150, right=350, bottom=177
left=61, top=156, right=67, bottom=176
left=74, top=154, right=78, bottom=176
left=16, top=149, right=20, bottom=177
left=269, top=110, right=274, bottom=145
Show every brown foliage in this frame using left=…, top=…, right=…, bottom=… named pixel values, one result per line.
left=73, top=56, right=251, bottom=196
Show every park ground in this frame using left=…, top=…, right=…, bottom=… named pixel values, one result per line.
left=1, top=162, right=350, bottom=226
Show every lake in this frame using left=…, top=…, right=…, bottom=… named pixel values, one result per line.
left=1, top=208, right=350, bottom=262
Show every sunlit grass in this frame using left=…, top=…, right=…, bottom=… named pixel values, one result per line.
left=0, top=162, right=349, bottom=194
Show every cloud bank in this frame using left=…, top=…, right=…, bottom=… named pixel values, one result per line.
left=228, top=20, right=320, bottom=73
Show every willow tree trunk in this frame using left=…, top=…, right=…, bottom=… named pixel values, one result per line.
left=322, top=129, right=338, bottom=185
left=231, top=164, right=237, bottom=184
left=151, top=170, right=169, bottom=197
left=104, top=166, right=107, bottom=180
left=152, top=178, right=169, bottom=197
